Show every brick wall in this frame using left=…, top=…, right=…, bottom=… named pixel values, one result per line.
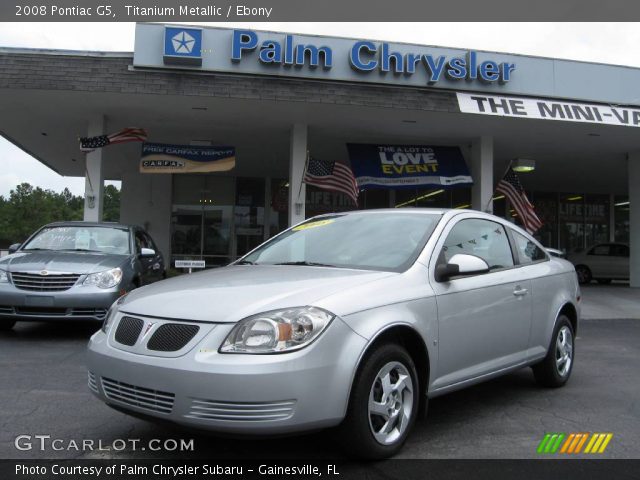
left=0, top=51, right=459, bottom=113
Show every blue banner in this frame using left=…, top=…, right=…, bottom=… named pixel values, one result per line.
left=140, top=143, right=235, bottom=174
left=347, top=143, right=473, bottom=189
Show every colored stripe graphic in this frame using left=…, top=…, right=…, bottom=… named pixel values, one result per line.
left=539, top=433, right=613, bottom=454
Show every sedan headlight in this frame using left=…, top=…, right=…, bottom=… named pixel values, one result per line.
left=83, top=267, right=122, bottom=289
left=220, top=306, right=334, bottom=354
left=0, top=270, right=8, bottom=283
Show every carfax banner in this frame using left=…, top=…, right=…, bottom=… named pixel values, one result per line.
left=140, top=143, right=235, bottom=173
left=347, top=143, right=473, bottom=189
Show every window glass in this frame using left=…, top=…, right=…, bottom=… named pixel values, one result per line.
left=512, top=230, right=547, bottom=264
left=23, top=226, right=130, bottom=255
left=243, top=212, right=440, bottom=272
left=611, top=244, right=629, bottom=257
left=589, top=245, right=610, bottom=256
left=441, top=219, right=514, bottom=270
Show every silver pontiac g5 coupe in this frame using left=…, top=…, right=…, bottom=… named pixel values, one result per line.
left=88, top=209, right=580, bottom=458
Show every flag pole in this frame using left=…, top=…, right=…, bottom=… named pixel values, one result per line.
left=297, top=150, right=309, bottom=201
left=484, top=159, right=513, bottom=213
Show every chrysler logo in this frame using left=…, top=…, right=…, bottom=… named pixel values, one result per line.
left=39, top=270, right=49, bottom=276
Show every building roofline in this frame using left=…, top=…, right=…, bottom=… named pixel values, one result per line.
left=0, top=46, right=132, bottom=58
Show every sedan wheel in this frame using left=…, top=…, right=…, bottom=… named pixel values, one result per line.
left=339, top=343, right=420, bottom=459
left=533, top=315, right=575, bottom=387
left=575, top=265, right=592, bottom=284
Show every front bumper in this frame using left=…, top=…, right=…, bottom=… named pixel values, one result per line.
left=87, top=313, right=367, bottom=435
left=0, top=284, right=120, bottom=322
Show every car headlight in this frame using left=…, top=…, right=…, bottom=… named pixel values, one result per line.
left=220, top=306, right=335, bottom=354
left=101, top=293, right=128, bottom=333
left=83, top=267, right=122, bottom=289
left=0, top=270, right=8, bottom=283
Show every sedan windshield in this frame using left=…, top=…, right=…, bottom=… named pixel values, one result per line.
left=22, top=226, right=131, bottom=255
left=241, top=212, right=440, bottom=272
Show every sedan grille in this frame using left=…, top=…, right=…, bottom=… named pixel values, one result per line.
left=147, top=323, right=200, bottom=352
left=186, top=398, right=296, bottom=422
left=11, top=272, right=80, bottom=292
left=87, top=371, right=98, bottom=394
left=114, top=316, right=144, bottom=346
left=101, top=377, right=174, bottom=414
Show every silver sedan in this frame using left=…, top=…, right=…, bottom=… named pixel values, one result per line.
left=87, top=209, right=580, bottom=458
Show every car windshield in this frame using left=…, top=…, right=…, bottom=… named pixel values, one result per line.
left=241, top=212, right=440, bottom=272
left=22, top=226, right=131, bottom=255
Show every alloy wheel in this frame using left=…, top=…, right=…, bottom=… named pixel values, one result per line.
left=555, top=325, right=573, bottom=377
left=368, top=361, right=414, bottom=445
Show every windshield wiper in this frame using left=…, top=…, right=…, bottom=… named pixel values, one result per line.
left=235, top=260, right=257, bottom=265
left=22, top=248, right=51, bottom=251
left=60, top=248, right=102, bottom=253
left=274, top=261, right=337, bottom=268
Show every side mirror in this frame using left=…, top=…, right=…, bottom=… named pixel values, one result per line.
left=435, top=253, right=490, bottom=282
left=140, top=247, right=156, bottom=257
left=8, top=243, right=21, bottom=254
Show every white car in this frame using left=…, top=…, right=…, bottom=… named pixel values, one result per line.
left=569, top=243, right=630, bottom=284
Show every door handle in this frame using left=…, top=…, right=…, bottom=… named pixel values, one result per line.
left=513, top=286, right=528, bottom=297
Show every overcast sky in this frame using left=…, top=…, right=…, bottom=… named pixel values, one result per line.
left=1, top=22, right=640, bottom=197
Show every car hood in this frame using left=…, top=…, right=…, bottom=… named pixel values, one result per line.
left=120, top=265, right=395, bottom=323
left=0, top=251, right=128, bottom=275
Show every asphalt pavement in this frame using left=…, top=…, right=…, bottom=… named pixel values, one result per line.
left=0, top=317, right=638, bottom=460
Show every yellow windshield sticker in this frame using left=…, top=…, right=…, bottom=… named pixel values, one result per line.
left=293, top=219, right=335, bottom=231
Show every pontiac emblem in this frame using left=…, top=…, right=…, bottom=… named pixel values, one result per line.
left=39, top=270, right=49, bottom=276
left=142, top=322, right=156, bottom=337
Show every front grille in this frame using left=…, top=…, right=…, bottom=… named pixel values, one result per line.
left=114, top=316, right=144, bottom=346
left=71, top=308, right=108, bottom=319
left=147, top=323, right=200, bottom=352
left=11, top=272, right=80, bottom=292
left=15, top=306, right=67, bottom=316
left=101, top=377, right=175, bottom=414
left=87, top=371, right=98, bottom=394
left=186, top=398, right=296, bottom=422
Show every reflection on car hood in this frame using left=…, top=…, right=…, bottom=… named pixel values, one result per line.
left=120, top=265, right=394, bottom=323
left=0, top=251, right=127, bottom=275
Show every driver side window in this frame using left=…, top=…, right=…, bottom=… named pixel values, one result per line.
left=440, top=219, right=514, bottom=271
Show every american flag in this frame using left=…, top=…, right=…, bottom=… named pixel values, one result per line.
left=303, top=158, right=359, bottom=205
left=496, top=169, right=543, bottom=234
left=79, top=128, right=148, bottom=153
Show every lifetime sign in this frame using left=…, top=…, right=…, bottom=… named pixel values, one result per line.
left=231, top=30, right=515, bottom=84
left=458, top=93, right=640, bottom=127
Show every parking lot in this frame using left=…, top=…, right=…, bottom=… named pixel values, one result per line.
left=1, top=302, right=639, bottom=460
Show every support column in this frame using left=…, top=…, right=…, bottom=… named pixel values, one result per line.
left=288, top=123, right=307, bottom=226
left=83, top=115, right=105, bottom=222
left=470, top=136, right=494, bottom=213
left=628, top=153, right=640, bottom=288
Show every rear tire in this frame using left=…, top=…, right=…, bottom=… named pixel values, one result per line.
left=532, top=315, right=575, bottom=388
left=338, top=343, right=420, bottom=459
left=0, top=320, right=16, bottom=331
left=575, top=265, right=592, bottom=284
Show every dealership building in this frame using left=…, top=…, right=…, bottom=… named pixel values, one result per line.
left=0, top=24, right=638, bottom=286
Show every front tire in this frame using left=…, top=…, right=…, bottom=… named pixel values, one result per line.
left=0, top=320, right=16, bottom=331
left=532, top=315, right=575, bottom=388
left=575, top=265, right=592, bottom=284
left=339, top=343, right=420, bottom=459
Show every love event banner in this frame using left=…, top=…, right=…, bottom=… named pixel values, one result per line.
left=140, top=143, right=235, bottom=173
left=346, top=143, right=473, bottom=189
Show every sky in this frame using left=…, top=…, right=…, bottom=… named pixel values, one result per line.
left=1, top=22, right=640, bottom=197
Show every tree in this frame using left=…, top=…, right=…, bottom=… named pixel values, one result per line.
left=0, top=183, right=120, bottom=247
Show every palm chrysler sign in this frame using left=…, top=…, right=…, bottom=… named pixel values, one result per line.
left=150, top=25, right=515, bottom=87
